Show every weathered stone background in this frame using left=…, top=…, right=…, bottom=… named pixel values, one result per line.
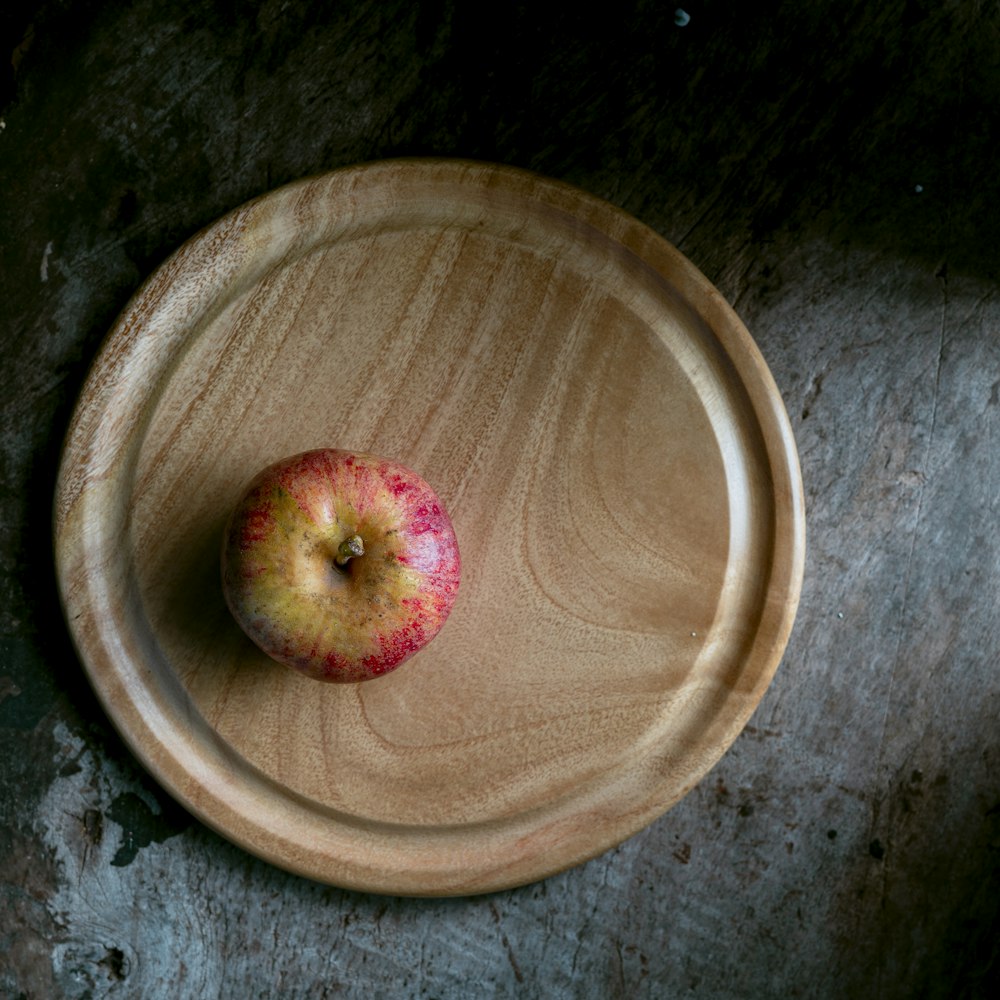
left=2, top=1, right=998, bottom=996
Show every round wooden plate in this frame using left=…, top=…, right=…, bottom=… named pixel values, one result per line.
left=54, top=160, right=804, bottom=896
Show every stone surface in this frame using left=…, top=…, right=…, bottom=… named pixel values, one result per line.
left=2, top=1, right=998, bottom=996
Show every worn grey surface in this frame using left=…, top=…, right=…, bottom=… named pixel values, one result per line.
left=2, top=1, right=999, bottom=997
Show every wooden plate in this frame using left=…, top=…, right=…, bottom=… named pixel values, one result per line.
left=54, top=160, right=804, bottom=896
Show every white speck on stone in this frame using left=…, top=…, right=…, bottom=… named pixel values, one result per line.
left=914, top=184, right=924, bottom=193
left=691, top=631, right=697, bottom=637
left=40, top=241, right=54, bottom=282
left=837, top=612, right=844, bottom=619
left=675, top=8, right=691, bottom=26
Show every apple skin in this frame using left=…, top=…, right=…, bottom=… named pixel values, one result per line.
left=221, top=449, right=461, bottom=682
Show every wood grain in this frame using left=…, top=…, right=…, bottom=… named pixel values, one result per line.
left=53, top=160, right=804, bottom=895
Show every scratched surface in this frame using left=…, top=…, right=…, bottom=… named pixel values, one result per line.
left=2, top=1, right=999, bottom=997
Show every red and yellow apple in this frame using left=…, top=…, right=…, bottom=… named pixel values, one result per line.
left=221, top=449, right=461, bottom=682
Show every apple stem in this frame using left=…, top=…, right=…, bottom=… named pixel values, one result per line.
left=334, top=534, right=365, bottom=567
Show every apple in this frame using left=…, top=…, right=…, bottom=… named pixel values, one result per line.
left=221, top=448, right=461, bottom=682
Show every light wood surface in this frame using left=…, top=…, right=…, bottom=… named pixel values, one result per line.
left=53, top=160, right=804, bottom=895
